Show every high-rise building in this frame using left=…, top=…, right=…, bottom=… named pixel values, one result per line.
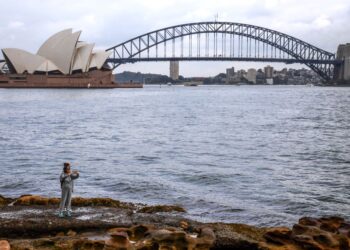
left=226, top=67, right=235, bottom=83
left=237, top=69, right=246, bottom=78
left=264, top=65, right=274, bottom=79
left=246, top=68, right=257, bottom=84
left=169, top=61, right=179, bottom=80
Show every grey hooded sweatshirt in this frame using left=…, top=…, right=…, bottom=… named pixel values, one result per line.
left=60, top=172, right=79, bottom=192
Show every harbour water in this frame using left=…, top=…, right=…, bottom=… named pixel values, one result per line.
left=0, top=85, right=349, bottom=226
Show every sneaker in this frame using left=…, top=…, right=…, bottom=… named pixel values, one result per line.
left=58, top=211, right=65, bottom=218
left=66, top=210, right=72, bottom=217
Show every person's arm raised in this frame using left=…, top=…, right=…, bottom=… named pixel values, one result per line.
left=71, top=171, right=79, bottom=180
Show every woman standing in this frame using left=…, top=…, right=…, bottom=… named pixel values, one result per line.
left=59, top=162, right=79, bottom=218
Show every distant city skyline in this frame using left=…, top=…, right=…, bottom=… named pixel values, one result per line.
left=0, top=0, right=349, bottom=76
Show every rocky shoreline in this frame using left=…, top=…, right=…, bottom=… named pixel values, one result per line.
left=0, top=195, right=349, bottom=250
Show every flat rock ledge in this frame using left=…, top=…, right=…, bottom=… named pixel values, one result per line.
left=0, top=195, right=349, bottom=250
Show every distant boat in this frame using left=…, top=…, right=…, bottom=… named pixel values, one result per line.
left=184, top=81, right=202, bottom=87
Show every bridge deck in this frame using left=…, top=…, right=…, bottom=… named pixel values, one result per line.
left=107, top=57, right=342, bottom=65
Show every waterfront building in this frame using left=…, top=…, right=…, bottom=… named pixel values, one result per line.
left=266, top=78, right=273, bottom=85
left=0, top=29, right=120, bottom=88
left=256, top=70, right=266, bottom=84
left=169, top=61, right=179, bottom=80
left=246, top=68, right=257, bottom=84
left=264, top=65, right=274, bottom=79
left=236, top=69, right=246, bottom=78
left=2, top=29, right=110, bottom=75
left=226, top=67, right=235, bottom=84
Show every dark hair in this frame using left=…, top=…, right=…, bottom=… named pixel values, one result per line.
left=63, top=162, right=70, bottom=173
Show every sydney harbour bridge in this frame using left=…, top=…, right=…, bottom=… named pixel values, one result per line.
left=0, top=22, right=348, bottom=82
left=106, top=21, right=348, bottom=82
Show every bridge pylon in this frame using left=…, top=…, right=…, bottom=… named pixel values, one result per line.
left=170, top=61, right=179, bottom=80
left=334, top=43, right=350, bottom=84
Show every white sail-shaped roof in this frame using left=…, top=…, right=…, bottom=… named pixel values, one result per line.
left=35, top=60, right=61, bottom=72
left=76, top=41, right=88, bottom=49
left=89, top=51, right=112, bottom=70
left=2, top=48, right=38, bottom=73
left=1, top=29, right=112, bottom=75
left=2, top=48, right=62, bottom=74
left=37, top=29, right=72, bottom=56
left=37, top=30, right=81, bottom=74
left=72, top=43, right=94, bottom=72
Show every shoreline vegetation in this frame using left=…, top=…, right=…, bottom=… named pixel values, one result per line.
left=0, top=195, right=349, bottom=250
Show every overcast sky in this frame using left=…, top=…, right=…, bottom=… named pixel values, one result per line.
left=0, top=0, right=349, bottom=76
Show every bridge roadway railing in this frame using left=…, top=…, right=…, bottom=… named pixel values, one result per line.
left=107, top=57, right=342, bottom=65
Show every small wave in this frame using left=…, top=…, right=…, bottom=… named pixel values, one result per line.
left=216, top=208, right=245, bottom=213
left=88, top=158, right=106, bottom=162
left=135, top=155, right=161, bottom=163
left=0, top=136, right=10, bottom=141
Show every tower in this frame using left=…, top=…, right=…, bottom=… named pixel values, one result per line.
left=169, top=61, right=179, bottom=80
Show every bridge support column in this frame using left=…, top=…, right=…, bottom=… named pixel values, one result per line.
left=170, top=61, right=179, bottom=80
left=335, top=43, right=350, bottom=84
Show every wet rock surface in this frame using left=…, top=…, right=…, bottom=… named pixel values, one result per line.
left=1, top=195, right=349, bottom=250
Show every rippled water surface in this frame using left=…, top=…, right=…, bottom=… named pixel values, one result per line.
left=0, top=85, right=349, bottom=226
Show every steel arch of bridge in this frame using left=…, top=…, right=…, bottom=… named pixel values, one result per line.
left=106, top=22, right=342, bottom=80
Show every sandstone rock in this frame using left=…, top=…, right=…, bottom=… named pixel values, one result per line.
left=0, top=195, right=13, bottom=206
left=299, top=217, right=321, bottom=227
left=312, top=233, right=338, bottom=248
left=292, top=224, right=324, bottom=236
left=151, top=229, right=189, bottom=249
left=11, top=195, right=133, bottom=209
left=339, top=222, right=350, bottom=236
left=14, top=195, right=49, bottom=206
left=32, top=238, right=55, bottom=248
left=292, top=234, right=323, bottom=250
left=104, top=231, right=131, bottom=250
left=7, top=240, right=34, bottom=250
left=3, top=194, right=350, bottom=250
left=338, top=234, right=350, bottom=250
left=128, top=224, right=154, bottom=241
left=209, top=222, right=266, bottom=250
left=0, top=240, right=10, bottom=250
left=71, top=197, right=133, bottom=209
left=74, top=239, right=105, bottom=250
left=67, top=229, right=77, bottom=237
left=9, top=238, right=106, bottom=250
left=263, top=217, right=350, bottom=250
left=48, top=198, right=60, bottom=205
left=52, top=238, right=76, bottom=249
left=138, top=204, right=186, bottom=213
left=107, top=224, right=215, bottom=250
left=180, top=220, right=189, bottom=230
left=56, top=232, right=65, bottom=237
left=319, top=216, right=344, bottom=234
left=263, top=227, right=292, bottom=245
left=195, top=227, right=216, bottom=249
left=107, top=227, right=129, bottom=234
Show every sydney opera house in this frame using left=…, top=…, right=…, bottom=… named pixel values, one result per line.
left=0, top=29, right=118, bottom=88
